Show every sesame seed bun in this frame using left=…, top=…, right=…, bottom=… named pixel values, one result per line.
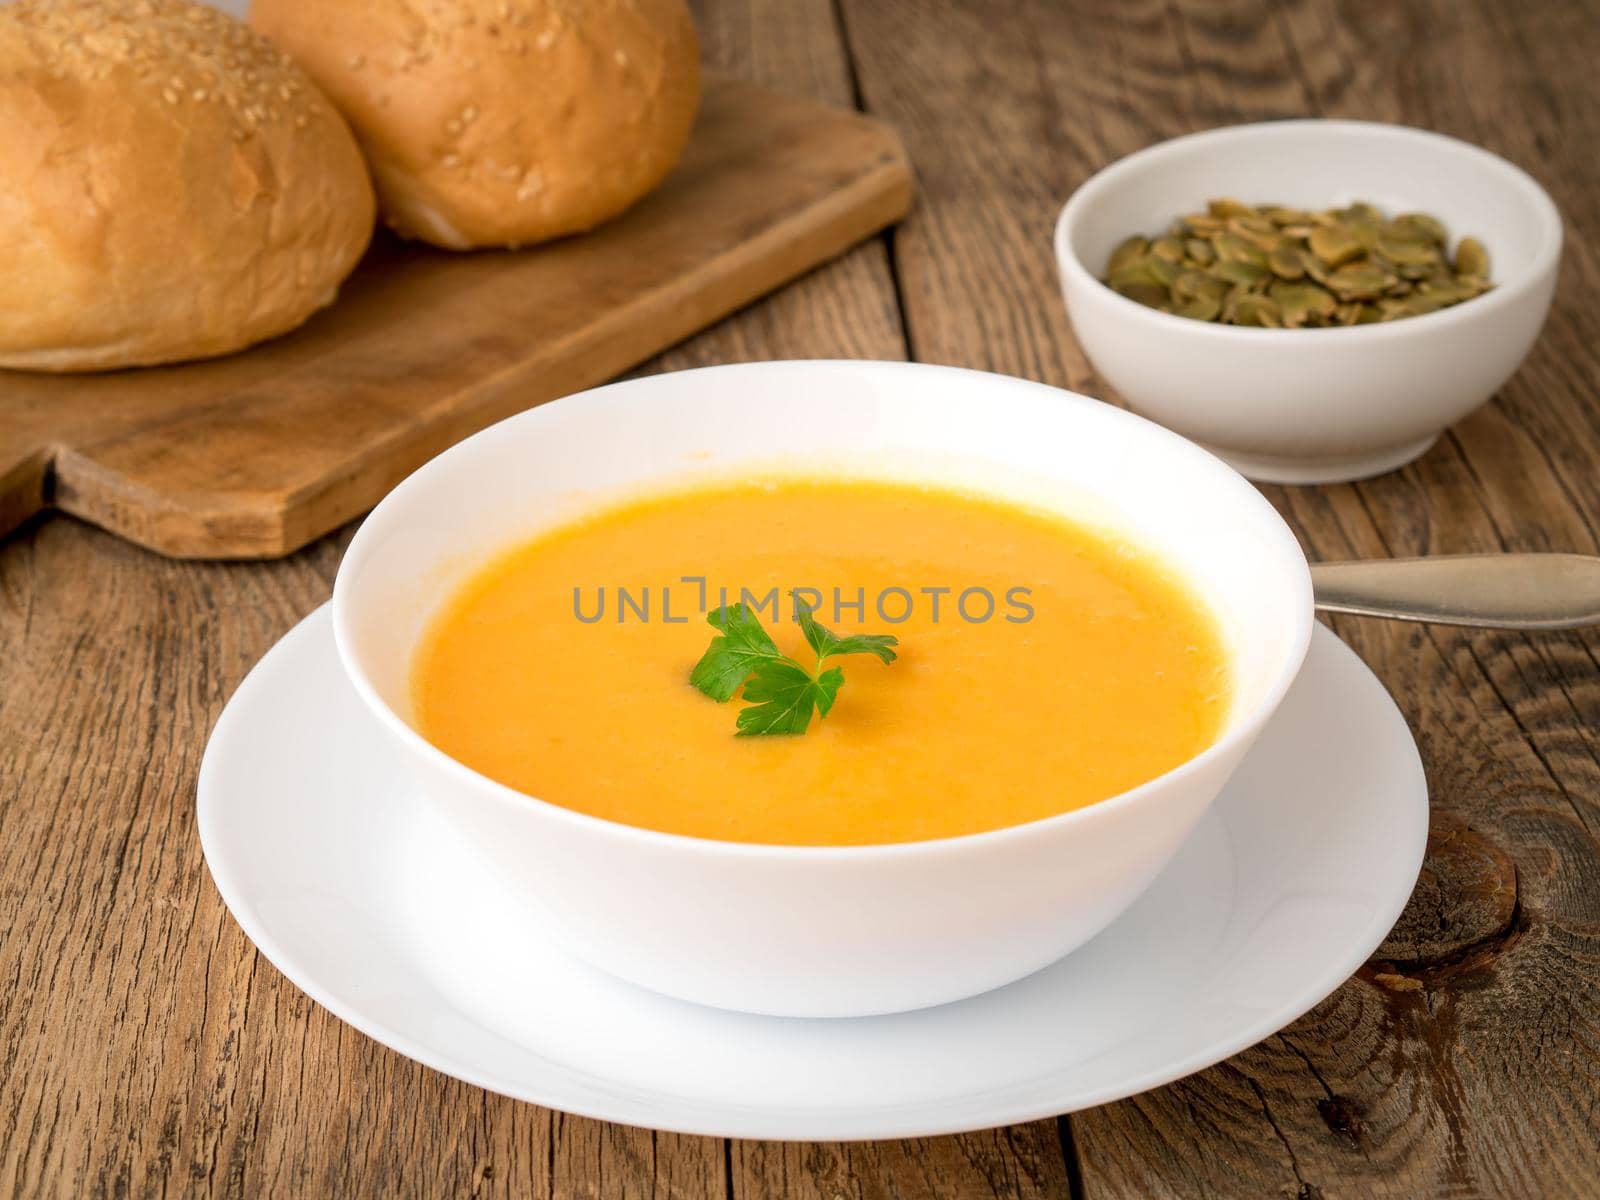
left=0, top=0, right=375, bottom=373
left=248, top=0, right=700, bottom=250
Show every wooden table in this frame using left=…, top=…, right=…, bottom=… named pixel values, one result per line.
left=4, top=1, right=1597, bottom=1195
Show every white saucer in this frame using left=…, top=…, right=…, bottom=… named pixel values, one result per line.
left=198, top=607, right=1427, bottom=1141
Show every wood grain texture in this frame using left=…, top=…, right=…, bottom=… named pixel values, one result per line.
left=0, top=73, right=910, bottom=560
left=4, top=0, right=1600, bottom=1197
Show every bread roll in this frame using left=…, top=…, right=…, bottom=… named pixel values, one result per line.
left=249, top=0, right=700, bottom=250
left=0, top=0, right=375, bottom=373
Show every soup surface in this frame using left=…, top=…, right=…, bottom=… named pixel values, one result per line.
left=412, top=478, right=1230, bottom=845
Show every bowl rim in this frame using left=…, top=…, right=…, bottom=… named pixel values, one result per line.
left=1053, top=117, right=1564, bottom=343
left=332, top=360, right=1315, bottom=860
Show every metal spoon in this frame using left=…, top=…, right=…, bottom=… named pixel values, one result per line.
left=1312, top=554, right=1600, bottom=630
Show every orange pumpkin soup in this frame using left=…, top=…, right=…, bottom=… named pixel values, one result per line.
left=411, top=478, right=1230, bottom=846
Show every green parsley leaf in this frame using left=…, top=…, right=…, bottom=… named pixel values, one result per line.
left=688, top=593, right=898, bottom=736
left=688, top=602, right=781, bottom=701
left=794, top=599, right=899, bottom=665
left=735, top=663, right=845, bottom=736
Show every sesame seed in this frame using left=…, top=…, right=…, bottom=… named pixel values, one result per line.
left=515, top=167, right=545, bottom=200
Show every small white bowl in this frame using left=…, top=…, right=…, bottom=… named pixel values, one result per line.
left=332, top=361, right=1313, bottom=1018
left=1054, top=120, right=1562, bottom=484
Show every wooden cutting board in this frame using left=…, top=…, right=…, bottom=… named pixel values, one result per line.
left=0, top=74, right=912, bottom=559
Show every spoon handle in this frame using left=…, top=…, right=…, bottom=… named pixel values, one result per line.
left=1311, top=554, right=1600, bottom=630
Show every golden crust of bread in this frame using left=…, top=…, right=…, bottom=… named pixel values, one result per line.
left=249, top=0, right=700, bottom=250
left=0, top=0, right=375, bottom=373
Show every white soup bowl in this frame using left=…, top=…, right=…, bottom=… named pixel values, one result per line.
left=332, top=361, right=1313, bottom=1017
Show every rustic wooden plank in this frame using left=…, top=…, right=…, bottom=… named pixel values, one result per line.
left=0, top=73, right=910, bottom=560
left=732, top=1125, right=1074, bottom=1200
left=839, top=0, right=1600, bottom=1195
left=0, top=1, right=907, bottom=1197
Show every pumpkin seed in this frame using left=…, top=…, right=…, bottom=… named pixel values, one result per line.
left=1182, top=215, right=1226, bottom=236
left=1172, top=270, right=1228, bottom=303
left=1145, top=255, right=1181, bottom=286
left=1214, top=233, right=1269, bottom=266
left=1107, top=236, right=1150, bottom=274
left=1150, top=237, right=1186, bottom=264
left=1327, top=262, right=1394, bottom=300
left=1212, top=258, right=1272, bottom=287
left=1416, top=280, right=1481, bottom=305
left=1173, top=295, right=1223, bottom=321
left=1113, top=280, right=1169, bottom=309
left=1309, top=224, right=1364, bottom=267
left=1107, top=259, right=1165, bottom=290
left=1380, top=294, right=1446, bottom=321
left=1396, top=213, right=1447, bottom=243
left=1208, top=197, right=1256, bottom=218
left=1375, top=234, right=1438, bottom=266
left=1230, top=294, right=1283, bottom=327
left=1268, top=244, right=1308, bottom=279
left=1269, top=281, right=1337, bottom=328
left=1455, top=236, right=1490, bottom=279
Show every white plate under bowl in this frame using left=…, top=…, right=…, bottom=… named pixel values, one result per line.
left=198, top=607, right=1427, bottom=1141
